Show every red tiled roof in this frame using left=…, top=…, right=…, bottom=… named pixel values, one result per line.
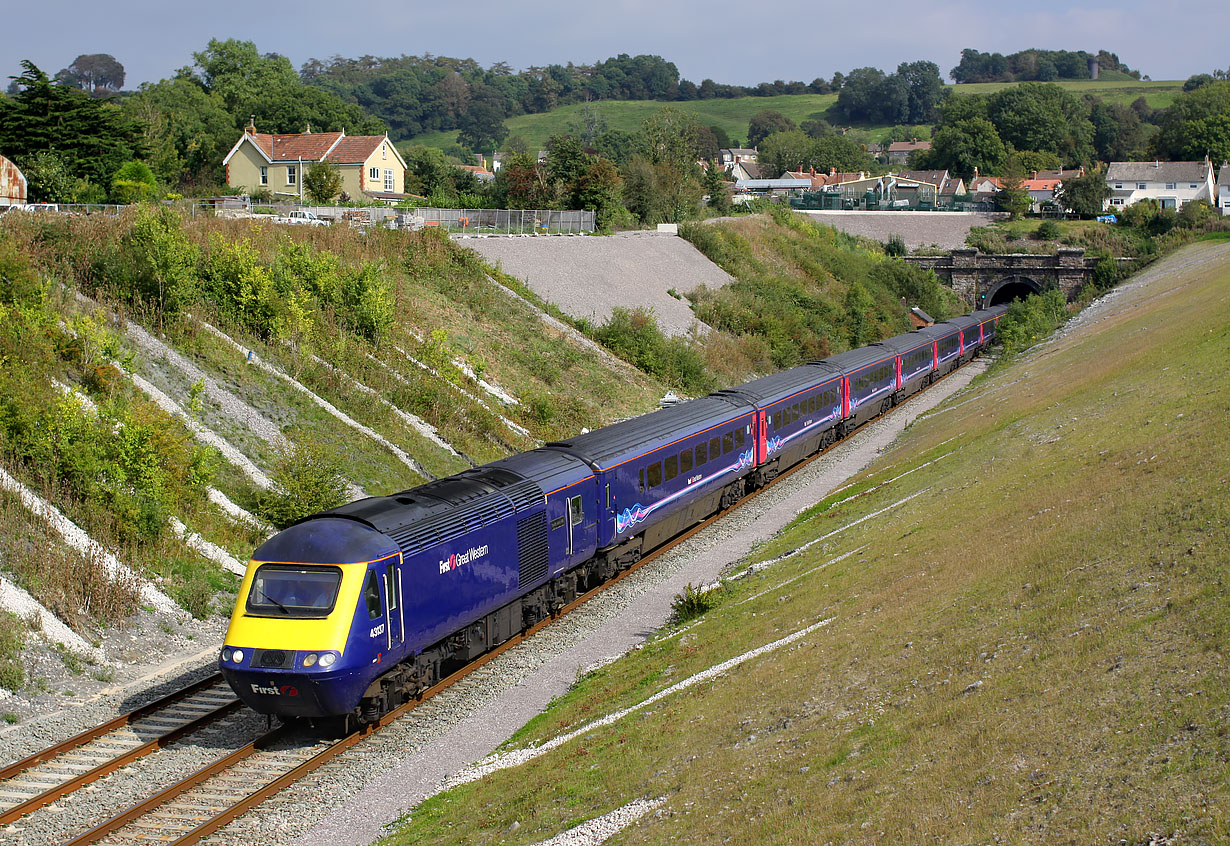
left=241, top=132, right=387, bottom=164
left=327, top=136, right=386, bottom=164
left=268, top=132, right=343, bottom=161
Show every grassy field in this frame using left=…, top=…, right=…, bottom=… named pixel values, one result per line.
left=384, top=240, right=1230, bottom=844
left=402, top=79, right=1183, bottom=153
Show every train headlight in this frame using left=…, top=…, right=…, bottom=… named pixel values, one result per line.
left=319, top=652, right=337, bottom=668
left=303, top=653, right=318, bottom=668
left=221, top=647, right=232, bottom=662
left=231, top=649, right=244, bottom=663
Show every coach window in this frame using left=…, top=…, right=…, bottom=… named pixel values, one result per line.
left=647, top=462, right=662, bottom=488
left=710, top=436, right=721, bottom=459
left=569, top=495, right=583, bottom=526
left=695, top=441, right=707, bottom=465
left=364, top=570, right=382, bottom=620
left=735, top=427, right=746, bottom=449
left=808, top=395, right=816, bottom=414
left=638, top=467, right=645, bottom=492
left=680, top=448, right=693, bottom=474
left=722, top=432, right=733, bottom=455
left=665, top=454, right=678, bottom=482
left=792, top=403, right=800, bottom=422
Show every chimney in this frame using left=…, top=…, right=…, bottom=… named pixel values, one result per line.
left=973, top=166, right=979, bottom=179
left=1032, top=171, right=1038, bottom=180
left=247, top=115, right=256, bottom=132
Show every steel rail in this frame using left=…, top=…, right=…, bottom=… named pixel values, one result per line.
left=0, top=674, right=237, bottom=826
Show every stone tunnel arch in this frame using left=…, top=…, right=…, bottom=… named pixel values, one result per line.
left=985, top=276, right=1043, bottom=306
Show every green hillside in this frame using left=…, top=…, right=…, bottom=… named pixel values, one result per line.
left=384, top=239, right=1230, bottom=843
left=401, top=79, right=1183, bottom=153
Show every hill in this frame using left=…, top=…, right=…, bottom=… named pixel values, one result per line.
left=402, top=79, right=1183, bottom=153
left=383, top=239, right=1230, bottom=843
left=0, top=211, right=671, bottom=719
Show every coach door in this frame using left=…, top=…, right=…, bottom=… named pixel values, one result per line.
left=755, top=410, right=768, bottom=465
left=383, top=557, right=403, bottom=651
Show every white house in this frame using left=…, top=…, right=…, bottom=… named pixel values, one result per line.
left=1219, top=164, right=1230, bottom=216
left=1104, top=159, right=1216, bottom=211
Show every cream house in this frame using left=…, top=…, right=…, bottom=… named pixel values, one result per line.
left=223, top=125, right=408, bottom=202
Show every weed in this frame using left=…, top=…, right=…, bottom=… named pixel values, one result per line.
left=91, top=666, right=116, bottom=683
left=2, top=713, right=17, bottom=724
left=0, top=611, right=25, bottom=691
left=53, top=642, right=84, bottom=675
left=671, top=583, right=722, bottom=623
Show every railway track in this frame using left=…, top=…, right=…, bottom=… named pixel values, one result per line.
left=8, top=359, right=980, bottom=845
left=0, top=675, right=239, bottom=827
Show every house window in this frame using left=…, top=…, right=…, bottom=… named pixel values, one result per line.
left=1111, top=198, right=1124, bottom=206
left=1137, top=183, right=1146, bottom=189
left=369, top=167, right=380, bottom=180
left=259, top=166, right=268, bottom=186
left=384, top=169, right=394, bottom=192
left=287, top=166, right=297, bottom=186
left=1165, top=182, right=1176, bottom=190
left=382, top=144, right=387, bottom=160
left=1114, top=183, right=1122, bottom=189
left=1190, top=184, right=1198, bottom=189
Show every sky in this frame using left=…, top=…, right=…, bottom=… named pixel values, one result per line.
left=3, top=0, right=1225, bottom=93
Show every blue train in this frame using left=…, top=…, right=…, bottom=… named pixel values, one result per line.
left=220, top=305, right=1007, bottom=726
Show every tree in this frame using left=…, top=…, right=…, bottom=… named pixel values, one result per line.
left=758, top=131, right=873, bottom=177
left=18, top=151, right=77, bottom=202
left=896, top=60, right=945, bottom=122
left=456, top=101, right=508, bottom=154
left=747, top=110, right=796, bottom=146
left=1055, top=169, right=1111, bottom=217
left=55, top=54, right=126, bottom=95
left=123, top=73, right=237, bottom=188
left=111, top=160, right=157, bottom=203
left=995, top=176, right=1031, bottom=219
left=0, top=61, right=145, bottom=189
left=918, top=117, right=1006, bottom=178
left=303, top=160, right=343, bottom=203
left=1152, top=81, right=1230, bottom=163
left=702, top=161, right=731, bottom=215
left=985, top=83, right=1095, bottom=166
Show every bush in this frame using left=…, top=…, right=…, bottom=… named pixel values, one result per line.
left=885, top=234, right=906, bottom=256
left=1034, top=220, right=1061, bottom=241
left=671, top=583, right=722, bottom=623
left=257, top=439, right=350, bottom=529
left=592, top=307, right=712, bottom=394
left=0, top=611, right=25, bottom=691
left=996, top=288, right=1069, bottom=357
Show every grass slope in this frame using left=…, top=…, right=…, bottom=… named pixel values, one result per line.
left=386, top=241, right=1230, bottom=844
left=403, top=79, right=1182, bottom=152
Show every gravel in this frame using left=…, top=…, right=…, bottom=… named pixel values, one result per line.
left=457, top=232, right=734, bottom=337
left=797, top=210, right=1004, bottom=250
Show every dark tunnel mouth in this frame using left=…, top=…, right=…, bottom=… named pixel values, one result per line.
left=986, top=278, right=1044, bottom=306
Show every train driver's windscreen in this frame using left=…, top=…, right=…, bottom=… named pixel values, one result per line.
left=246, top=564, right=343, bottom=617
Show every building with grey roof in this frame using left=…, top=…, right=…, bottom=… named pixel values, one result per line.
left=1104, top=160, right=1216, bottom=211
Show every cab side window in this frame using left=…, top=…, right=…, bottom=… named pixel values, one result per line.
left=365, top=570, right=382, bottom=620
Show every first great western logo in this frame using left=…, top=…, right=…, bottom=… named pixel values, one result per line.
left=438, top=544, right=490, bottom=575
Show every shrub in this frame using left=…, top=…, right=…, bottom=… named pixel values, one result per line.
left=592, top=307, right=712, bottom=394
left=116, top=206, right=200, bottom=319
left=0, top=611, right=25, bottom=691
left=671, top=583, right=722, bottom=623
left=996, top=288, right=1069, bottom=357
left=203, top=234, right=313, bottom=341
left=1034, top=220, right=1061, bottom=241
left=257, top=438, right=350, bottom=529
left=885, top=234, right=907, bottom=256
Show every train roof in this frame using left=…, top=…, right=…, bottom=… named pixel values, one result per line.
left=873, top=329, right=935, bottom=355
left=545, top=394, right=750, bottom=470
left=970, top=305, right=1009, bottom=322
left=815, top=343, right=895, bottom=374
left=714, top=363, right=841, bottom=408
left=320, top=466, right=546, bottom=557
left=482, top=448, right=595, bottom=497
